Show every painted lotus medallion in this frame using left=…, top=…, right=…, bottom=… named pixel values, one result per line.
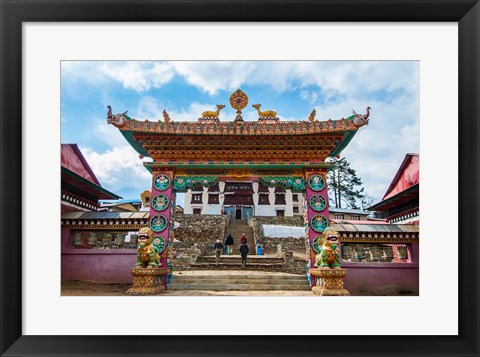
left=309, top=194, right=327, bottom=212
left=150, top=214, right=168, bottom=232
left=152, top=194, right=169, bottom=212
left=153, top=236, right=167, bottom=254
left=153, top=175, right=171, bottom=191
left=312, top=236, right=324, bottom=254
left=308, top=175, right=326, bottom=191
left=311, top=214, right=328, bottom=233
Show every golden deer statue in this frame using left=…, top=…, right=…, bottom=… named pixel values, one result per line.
left=252, top=103, right=277, bottom=118
left=201, top=104, right=225, bottom=119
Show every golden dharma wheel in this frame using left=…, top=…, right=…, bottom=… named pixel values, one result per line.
left=229, top=89, right=248, bottom=113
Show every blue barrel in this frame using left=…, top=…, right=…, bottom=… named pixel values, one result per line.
left=256, top=245, right=263, bottom=255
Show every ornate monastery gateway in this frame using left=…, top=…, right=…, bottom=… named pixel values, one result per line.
left=108, top=89, right=371, bottom=284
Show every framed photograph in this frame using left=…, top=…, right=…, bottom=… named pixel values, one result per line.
left=1, top=1, right=479, bottom=356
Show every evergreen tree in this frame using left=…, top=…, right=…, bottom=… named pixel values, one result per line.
left=327, top=157, right=366, bottom=209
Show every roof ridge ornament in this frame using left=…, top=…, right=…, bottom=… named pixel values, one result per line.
left=351, top=106, right=372, bottom=127
left=106, top=105, right=128, bottom=128
left=229, top=89, right=248, bottom=123
left=252, top=103, right=279, bottom=123
left=198, top=104, right=225, bottom=124
left=162, top=109, right=171, bottom=123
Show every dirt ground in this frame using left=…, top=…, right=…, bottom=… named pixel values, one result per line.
left=61, top=270, right=314, bottom=296
left=61, top=280, right=314, bottom=296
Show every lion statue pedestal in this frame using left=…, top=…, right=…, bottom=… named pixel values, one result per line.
left=126, top=267, right=168, bottom=295
left=309, top=268, right=350, bottom=296
left=309, top=227, right=350, bottom=296
left=126, top=227, right=167, bottom=295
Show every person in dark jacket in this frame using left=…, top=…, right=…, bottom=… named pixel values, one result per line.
left=214, top=239, right=223, bottom=266
left=224, top=233, right=234, bottom=256
left=239, top=242, right=249, bottom=268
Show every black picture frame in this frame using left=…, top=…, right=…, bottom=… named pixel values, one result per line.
left=1, top=1, right=479, bottom=356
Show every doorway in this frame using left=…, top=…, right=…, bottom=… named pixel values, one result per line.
left=235, top=206, right=242, bottom=219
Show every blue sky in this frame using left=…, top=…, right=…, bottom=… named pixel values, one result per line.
left=61, top=61, right=419, bottom=207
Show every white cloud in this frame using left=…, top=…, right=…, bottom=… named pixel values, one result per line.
left=164, top=61, right=419, bottom=105
left=300, top=90, right=319, bottom=104
left=134, top=96, right=237, bottom=122
left=99, top=62, right=174, bottom=92
left=80, top=145, right=152, bottom=195
left=61, top=61, right=109, bottom=85
left=63, top=60, right=419, bottom=102
left=169, top=61, right=256, bottom=95
left=135, top=96, right=165, bottom=120
left=92, top=117, right=132, bottom=147
left=337, top=95, right=419, bottom=202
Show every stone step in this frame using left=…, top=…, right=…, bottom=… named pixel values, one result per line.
left=190, top=262, right=286, bottom=270
left=171, top=278, right=308, bottom=284
left=167, top=283, right=311, bottom=291
left=228, top=219, right=248, bottom=224
left=224, top=232, right=253, bottom=237
left=198, top=256, right=284, bottom=264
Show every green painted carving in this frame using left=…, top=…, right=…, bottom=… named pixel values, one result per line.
left=152, top=236, right=167, bottom=254
left=309, top=194, right=327, bottom=212
left=153, top=174, right=171, bottom=191
left=150, top=214, right=167, bottom=233
left=311, top=214, right=328, bottom=233
left=152, top=194, right=169, bottom=212
left=259, top=176, right=306, bottom=191
left=307, top=175, right=326, bottom=191
left=173, top=176, right=219, bottom=192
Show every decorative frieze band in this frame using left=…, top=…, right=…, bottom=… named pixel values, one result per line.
left=61, top=224, right=147, bottom=230
left=258, top=176, right=306, bottom=191
left=173, top=176, right=219, bottom=192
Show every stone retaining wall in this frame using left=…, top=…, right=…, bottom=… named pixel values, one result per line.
left=169, top=242, right=210, bottom=270
left=174, top=214, right=227, bottom=244
left=261, top=237, right=306, bottom=255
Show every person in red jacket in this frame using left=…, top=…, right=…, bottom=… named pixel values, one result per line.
left=240, top=233, right=247, bottom=245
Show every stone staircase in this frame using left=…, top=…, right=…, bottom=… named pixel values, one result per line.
left=168, top=271, right=310, bottom=291
left=192, top=255, right=285, bottom=271
left=224, top=219, right=256, bottom=255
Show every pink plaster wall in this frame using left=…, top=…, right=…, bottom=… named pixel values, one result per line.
left=342, top=262, right=419, bottom=295
left=61, top=249, right=136, bottom=284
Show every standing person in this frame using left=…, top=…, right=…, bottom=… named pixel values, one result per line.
left=240, top=233, right=247, bottom=245
left=224, top=233, right=234, bottom=256
left=239, top=241, right=249, bottom=269
left=214, top=239, right=223, bottom=266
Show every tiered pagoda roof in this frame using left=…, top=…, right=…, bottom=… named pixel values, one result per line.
left=107, top=89, right=370, bottom=169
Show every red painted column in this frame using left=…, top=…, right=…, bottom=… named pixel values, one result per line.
left=149, top=170, right=174, bottom=285
left=305, top=169, right=331, bottom=283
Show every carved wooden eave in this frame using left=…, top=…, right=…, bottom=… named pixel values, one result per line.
left=109, top=113, right=368, bottom=165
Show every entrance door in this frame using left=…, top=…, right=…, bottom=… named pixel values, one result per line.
left=235, top=206, right=242, bottom=219
left=224, top=206, right=235, bottom=220
left=242, top=206, right=254, bottom=220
